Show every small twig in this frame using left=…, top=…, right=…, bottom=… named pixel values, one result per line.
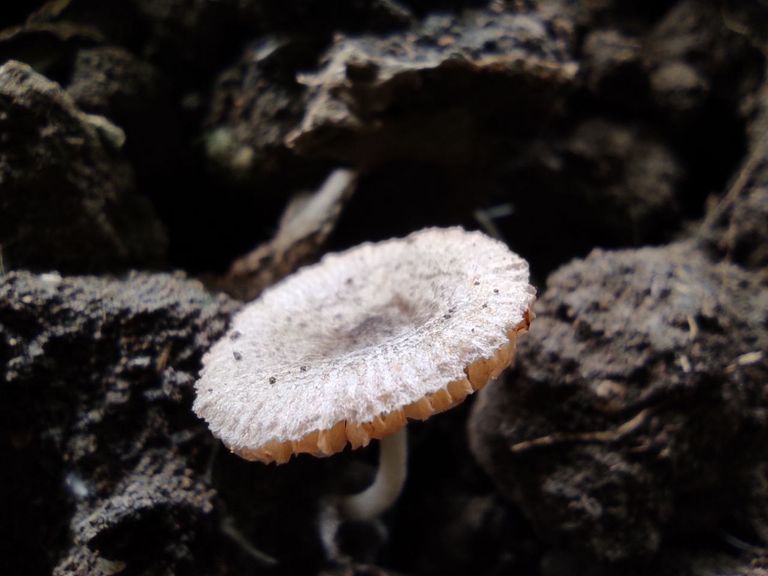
left=220, top=515, right=278, bottom=567
left=700, top=130, right=767, bottom=234
left=203, top=442, right=219, bottom=485
left=474, top=203, right=513, bottom=241
left=721, top=530, right=768, bottom=555
left=719, top=4, right=768, bottom=56
left=27, top=0, right=73, bottom=23
left=509, top=409, right=651, bottom=453
left=217, top=168, right=357, bottom=301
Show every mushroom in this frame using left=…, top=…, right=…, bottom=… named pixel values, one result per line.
left=194, top=227, right=534, bottom=519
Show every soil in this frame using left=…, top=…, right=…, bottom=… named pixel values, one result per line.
left=1, top=1, right=767, bottom=575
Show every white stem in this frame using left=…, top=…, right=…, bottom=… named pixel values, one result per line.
left=340, top=428, right=408, bottom=520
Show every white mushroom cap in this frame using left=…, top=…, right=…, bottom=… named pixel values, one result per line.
left=194, top=227, right=535, bottom=464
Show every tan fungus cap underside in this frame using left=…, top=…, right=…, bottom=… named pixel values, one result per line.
left=194, top=227, right=535, bottom=464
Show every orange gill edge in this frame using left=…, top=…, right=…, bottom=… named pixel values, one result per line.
left=234, top=310, right=533, bottom=464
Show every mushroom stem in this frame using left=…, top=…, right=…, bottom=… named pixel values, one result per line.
left=340, top=428, right=408, bottom=520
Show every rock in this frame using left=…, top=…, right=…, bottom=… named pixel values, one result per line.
left=203, top=36, right=318, bottom=189
left=0, top=61, right=167, bottom=273
left=0, top=23, right=104, bottom=75
left=561, top=119, right=681, bottom=235
left=71, top=453, right=215, bottom=565
left=469, top=241, right=768, bottom=567
left=581, top=28, right=644, bottom=100
left=0, top=270, right=236, bottom=574
left=643, top=1, right=764, bottom=116
left=65, top=45, right=184, bottom=229
left=1, top=270, right=341, bottom=575
left=497, top=118, right=683, bottom=276
left=66, top=46, right=170, bottom=143
left=0, top=6, right=106, bottom=78
left=287, top=6, right=577, bottom=166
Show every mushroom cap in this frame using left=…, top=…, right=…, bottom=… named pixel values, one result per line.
left=194, top=227, right=535, bottom=463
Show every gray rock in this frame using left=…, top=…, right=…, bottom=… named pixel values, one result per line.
left=643, top=1, right=764, bottom=115
left=0, top=270, right=236, bottom=574
left=203, top=37, right=312, bottom=188
left=286, top=6, right=577, bottom=166
left=469, top=242, right=768, bottom=567
left=497, top=118, right=684, bottom=276
left=0, top=61, right=167, bottom=273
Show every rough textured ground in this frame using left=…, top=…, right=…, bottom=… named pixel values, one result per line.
left=1, top=272, right=235, bottom=575
left=0, top=61, right=166, bottom=273
left=1, top=0, right=767, bottom=575
left=469, top=241, right=768, bottom=573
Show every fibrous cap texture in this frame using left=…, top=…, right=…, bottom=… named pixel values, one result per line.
left=194, top=227, right=535, bottom=463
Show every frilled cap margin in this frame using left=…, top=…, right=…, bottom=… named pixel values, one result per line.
left=194, top=227, right=535, bottom=463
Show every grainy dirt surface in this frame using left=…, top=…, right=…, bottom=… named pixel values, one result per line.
left=0, top=61, right=167, bottom=273
left=1, top=0, right=767, bottom=575
left=1, top=272, right=237, bottom=575
left=469, top=241, right=768, bottom=573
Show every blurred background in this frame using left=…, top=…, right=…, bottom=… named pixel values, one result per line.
left=1, top=1, right=767, bottom=575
